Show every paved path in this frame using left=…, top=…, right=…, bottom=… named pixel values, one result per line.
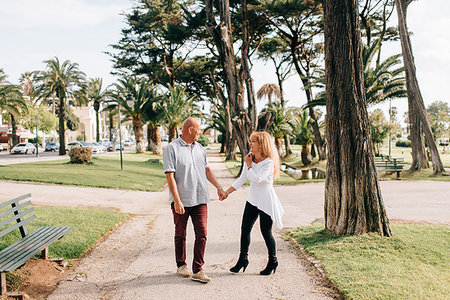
left=0, top=152, right=449, bottom=299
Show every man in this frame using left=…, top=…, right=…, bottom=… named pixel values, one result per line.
left=163, top=117, right=226, bottom=283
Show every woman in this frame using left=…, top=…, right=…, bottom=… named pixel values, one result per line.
left=224, top=131, right=284, bottom=275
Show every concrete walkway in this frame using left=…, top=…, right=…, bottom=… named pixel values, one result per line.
left=0, top=152, right=449, bottom=299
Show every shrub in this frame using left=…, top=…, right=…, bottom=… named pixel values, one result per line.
left=396, top=140, right=411, bottom=147
left=217, top=134, right=223, bottom=144
left=69, top=147, right=92, bottom=164
left=197, top=134, right=209, bottom=147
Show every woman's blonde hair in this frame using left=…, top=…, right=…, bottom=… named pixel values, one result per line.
left=250, top=131, right=280, bottom=178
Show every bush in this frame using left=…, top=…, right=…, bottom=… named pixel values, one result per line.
left=197, top=134, right=209, bottom=147
left=217, top=134, right=223, bottom=144
left=69, top=147, right=92, bottom=164
left=396, top=140, right=411, bottom=147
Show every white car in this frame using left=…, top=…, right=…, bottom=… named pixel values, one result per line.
left=12, top=143, right=36, bottom=154
left=91, top=142, right=107, bottom=153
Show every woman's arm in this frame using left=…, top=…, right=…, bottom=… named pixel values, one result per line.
left=230, top=163, right=248, bottom=190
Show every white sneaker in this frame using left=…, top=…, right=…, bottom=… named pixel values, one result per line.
left=191, top=270, right=211, bottom=283
left=177, top=265, right=190, bottom=278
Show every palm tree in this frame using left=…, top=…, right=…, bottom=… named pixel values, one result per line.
left=34, top=57, right=86, bottom=155
left=303, top=41, right=407, bottom=110
left=289, top=110, right=315, bottom=166
left=142, top=93, right=164, bottom=155
left=113, top=77, right=156, bottom=153
left=161, top=86, right=196, bottom=142
left=19, top=72, right=39, bottom=106
left=0, top=69, right=28, bottom=148
left=264, top=102, right=290, bottom=156
left=80, top=78, right=111, bottom=142
left=204, top=108, right=227, bottom=153
left=257, top=83, right=281, bottom=105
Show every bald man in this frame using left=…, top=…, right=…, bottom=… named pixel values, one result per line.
left=163, top=117, right=226, bottom=283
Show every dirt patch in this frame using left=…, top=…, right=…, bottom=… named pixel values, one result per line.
left=6, top=259, right=74, bottom=300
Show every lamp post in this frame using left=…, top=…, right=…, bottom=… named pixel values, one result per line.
left=34, top=116, right=39, bottom=157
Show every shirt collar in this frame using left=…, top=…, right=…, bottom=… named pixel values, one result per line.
left=177, top=136, right=196, bottom=147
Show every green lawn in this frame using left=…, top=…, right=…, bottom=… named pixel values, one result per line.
left=379, top=145, right=450, bottom=168
left=0, top=153, right=166, bottom=191
left=0, top=206, right=128, bottom=259
left=288, top=224, right=450, bottom=299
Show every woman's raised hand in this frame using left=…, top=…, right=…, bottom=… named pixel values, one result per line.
left=244, top=153, right=253, bottom=168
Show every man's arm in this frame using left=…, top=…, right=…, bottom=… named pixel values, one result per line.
left=165, top=172, right=185, bottom=214
left=205, top=166, right=227, bottom=200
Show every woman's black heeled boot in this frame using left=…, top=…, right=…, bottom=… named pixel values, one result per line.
left=260, top=257, right=278, bottom=275
left=230, top=255, right=249, bottom=273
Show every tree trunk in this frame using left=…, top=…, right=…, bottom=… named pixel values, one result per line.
left=408, top=97, right=428, bottom=172
left=95, top=109, right=100, bottom=142
left=301, top=145, right=312, bottom=166
left=10, top=114, right=18, bottom=148
left=275, top=137, right=284, bottom=157
left=205, top=0, right=252, bottom=162
left=133, top=118, right=145, bottom=153
left=395, top=0, right=444, bottom=174
left=168, top=126, right=177, bottom=142
left=241, top=0, right=257, bottom=129
left=291, top=49, right=326, bottom=161
left=58, top=98, right=66, bottom=155
left=323, top=0, right=391, bottom=236
left=283, top=135, right=292, bottom=156
left=109, top=113, right=113, bottom=142
left=147, top=125, right=162, bottom=155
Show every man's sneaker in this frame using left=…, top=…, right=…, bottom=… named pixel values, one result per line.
left=191, top=271, right=211, bottom=283
left=177, top=265, right=190, bottom=278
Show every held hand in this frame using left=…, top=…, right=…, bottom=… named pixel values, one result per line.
left=218, top=189, right=228, bottom=201
left=244, top=153, right=253, bottom=168
left=174, top=201, right=185, bottom=215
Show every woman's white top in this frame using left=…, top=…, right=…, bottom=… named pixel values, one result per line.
left=231, top=158, right=284, bottom=229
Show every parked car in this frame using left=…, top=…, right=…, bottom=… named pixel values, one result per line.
left=12, top=143, right=36, bottom=154
left=91, top=142, right=107, bottom=153
left=123, top=139, right=134, bottom=147
left=45, top=141, right=60, bottom=152
left=0, top=144, right=4, bottom=151
left=100, top=141, right=113, bottom=151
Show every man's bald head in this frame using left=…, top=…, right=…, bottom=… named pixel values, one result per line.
left=181, top=117, right=201, bottom=144
left=182, top=117, right=200, bottom=131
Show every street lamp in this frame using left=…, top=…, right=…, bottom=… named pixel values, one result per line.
left=34, top=116, right=39, bottom=157
left=117, top=92, right=134, bottom=171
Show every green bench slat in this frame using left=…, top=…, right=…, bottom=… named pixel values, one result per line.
left=0, top=194, right=31, bottom=210
left=0, top=215, right=36, bottom=239
left=0, top=208, right=34, bottom=231
left=0, top=226, right=71, bottom=272
left=0, top=227, right=69, bottom=264
left=0, top=201, right=32, bottom=220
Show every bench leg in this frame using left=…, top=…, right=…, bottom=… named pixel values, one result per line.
left=0, top=272, right=6, bottom=295
left=396, top=171, right=400, bottom=179
left=41, top=247, right=48, bottom=260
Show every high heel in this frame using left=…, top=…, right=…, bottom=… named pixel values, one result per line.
left=230, top=257, right=249, bottom=273
left=260, top=258, right=278, bottom=275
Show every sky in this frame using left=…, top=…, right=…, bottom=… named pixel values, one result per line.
left=0, top=0, right=449, bottom=126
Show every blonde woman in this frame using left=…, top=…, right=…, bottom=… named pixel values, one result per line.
left=224, top=131, right=284, bottom=275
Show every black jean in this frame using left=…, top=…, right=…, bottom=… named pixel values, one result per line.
left=239, top=201, right=276, bottom=258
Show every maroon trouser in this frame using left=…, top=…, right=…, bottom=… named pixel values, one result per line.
left=171, top=203, right=207, bottom=273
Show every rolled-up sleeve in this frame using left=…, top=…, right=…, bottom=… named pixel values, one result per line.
left=163, top=144, right=176, bottom=173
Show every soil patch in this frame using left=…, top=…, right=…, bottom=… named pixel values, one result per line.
left=6, top=259, right=73, bottom=300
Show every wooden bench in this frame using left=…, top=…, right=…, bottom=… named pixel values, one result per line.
left=375, top=157, right=405, bottom=178
left=0, top=193, right=71, bottom=295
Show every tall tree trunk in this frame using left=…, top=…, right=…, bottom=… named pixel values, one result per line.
left=10, top=114, right=18, bottom=148
left=147, top=125, right=162, bottom=155
left=291, top=51, right=326, bottom=160
left=241, top=0, right=257, bottom=129
left=109, top=113, right=113, bottom=142
left=95, top=109, right=100, bottom=142
left=58, top=98, right=66, bottom=155
left=168, top=126, right=177, bottom=142
left=323, top=0, right=391, bottom=236
left=395, top=0, right=444, bottom=174
left=205, top=0, right=253, bottom=162
left=408, top=96, right=428, bottom=172
left=133, top=118, right=145, bottom=153
left=274, top=61, right=292, bottom=156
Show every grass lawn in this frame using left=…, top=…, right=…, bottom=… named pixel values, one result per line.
left=379, top=145, right=450, bottom=168
left=0, top=206, right=128, bottom=259
left=288, top=224, right=450, bottom=299
left=0, top=153, right=166, bottom=191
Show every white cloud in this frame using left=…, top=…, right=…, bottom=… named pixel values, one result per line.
left=0, top=0, right=129, bottom=29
